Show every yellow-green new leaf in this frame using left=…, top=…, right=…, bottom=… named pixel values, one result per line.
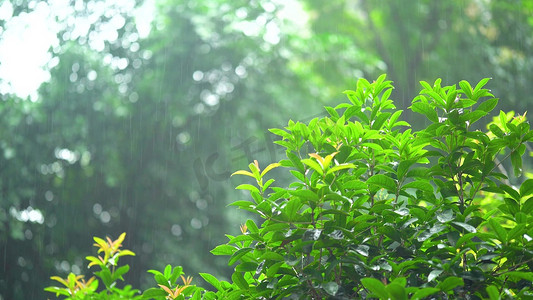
left=248, top=160, right=261, bottom=178
left=231, top=170, right=255, bottom=178
left=261, top=163, right=281, bottom=177
left=326, top=163, right=356, bottom=175
left=50, top=276, right=69, bottom=288
left=302, top=158, right=324, bottom=176
left=86, top=256, right=103, bottom=267
left=118, top=249, right=135, bottom=257
left=116, top=232, right=126, bottom=247
left=322, top=152, right=339, bottom=170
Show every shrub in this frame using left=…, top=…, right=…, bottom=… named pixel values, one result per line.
left=45, top=233, right=140, bottom=299
left=47, top=75, right=533, bottom=299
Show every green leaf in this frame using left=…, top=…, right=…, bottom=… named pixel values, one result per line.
left=231, top=170, right=255, bottom=178
left=464, top=110, right=487, bottom=125
left=44, top=287, right=71, bottom=297
left=386, top=283, right=406, bottom=300
left=235, top=184, right=260, bottom=194
left=286, top=151, right=305, bottom=172
left=327, top=163, right=356, bottom=174
left=192, top=290, right=202, bottom=300
left=142, top=288, right=167, bottom=298
left=269, top=128, right=290, bottom=139
left=283, top=197, right=301, bottom=221
left=289, top=169, right=306, bottom=182
left=228, top=247, right=253, bottom=265
left=522, top=198, right=533, bottom=214
left=367, top=174, right=397, bottom=192
left=261, top=163, right=281, bottom=177
left=396, top=160, right=416, bottom=179
left=459, top=80, right=473, bottom=98
left=325, top=106, right=340, bottom=119
left=231, top=272, right=249, bottom=290
left=417, top=223, right=446, bottom=242
left=259, top=251, right=285, bottom=261
left=343, top=180, right=367, bottom=190
left=499, top=184, right=520, bottom=201
left=411, top=287, right=440, bottom=299
left=428, top=270, right=443, bottom=282
left=402, top=181, right=433, bottom=193
left=235, top=262, right=258, bottom=272
left=473, top=77, right=491, bottom=92
left=427, top=90, right=446, bottom=107
left=436, top=209, right=453, bottom=223
left=511, top=150, right=522, bottom=177
left=504, top=198, right=519, bottom=215
left=489, top=219, right=507, bottom=243
left=486, top=285, right=500, bottom=300
left=455, top=232, right=480, bottom=247
left=372, top=112, right=391, bottom=130
left=95, top=269, right=113, bottom=288
left=301, top=158, right=323, bottom=175
left=489, top=124, right=504, bottom=138
left=146, top=269, right=163, bottom=277
left=211, top=245, right=237, bottom=256
left=523, top=130, right=533, bottom=141
left=499, top=110, right=508, bottom=131
left=520, top=179, right=533, bottom=198
left=228, top=201, right=254, bottom=212
left=153, top=273, right=168, bottom=286
left=251, top=190, right=262, bottom=204
left=323, top=282, right=339, bottom=296
left=245, top=219, right=259, bottom=234
left=419, top=80, right=432, bottom=91
left=164, top=264, right=171, bottom=278
left=228, top=235, right=254, bottom=244
left=263, top=178, right=275, bottom=191
left=388, top=110, right=403, bottom=127
left=390, top=277, right=407, bottom=287
left=410, top=102, right=438, bottom=123
left=451, top=221, right=477, bottom=233
left=200, top=273, right=222, bottom=291
left=248, top=161, right=261, bottom=179
left=507, top=223, right=525, bottom=241
left=288, top=189, right=318, bottom=202
left=169, top=266, right=182, bottom=284
left=361, top=278, right=389, bottom=299
left=477, top=98, right=498, bottom=113
left=437, top=276, right=464, bottom=292
left=506, top=272, right=533, bottom=282
left=515, top=212, right=527, bottom=224
left=113, top=265, right=130, bottom=281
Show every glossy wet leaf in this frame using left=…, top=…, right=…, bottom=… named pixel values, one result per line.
left=361, top=278, right=389, bottom=299
left=323, top=282, right=339, bottom=296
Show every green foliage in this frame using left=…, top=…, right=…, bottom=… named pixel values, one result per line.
left=208, top=75, right=533, bottom=299
left=5, top=1, right=533, bottom=298
left=47, top=75, right=533, bottom=299
left=45, top=233, right=140, bottom=299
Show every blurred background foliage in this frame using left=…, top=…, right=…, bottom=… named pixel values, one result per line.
left=0, top=0, right=532, bottom=298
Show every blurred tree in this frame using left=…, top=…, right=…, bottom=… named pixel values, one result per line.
left=2, top=0, right=327, bottom=298
left=0, top=96, right=52, bottom=299
left=298, top=0, right=533, bottom=118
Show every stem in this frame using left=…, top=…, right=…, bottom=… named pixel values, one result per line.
left=457, top=171, right=465, bottom=207
left=307, top=279, right=321, bottom=299
left=492, top=257, right=533, bottom=277
left=470, top=149, right=515, bottom=200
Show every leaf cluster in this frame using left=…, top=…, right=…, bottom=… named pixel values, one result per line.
left=46, top=75, right=533, bottom=299
left=204, top=75, right=533, bottom=299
